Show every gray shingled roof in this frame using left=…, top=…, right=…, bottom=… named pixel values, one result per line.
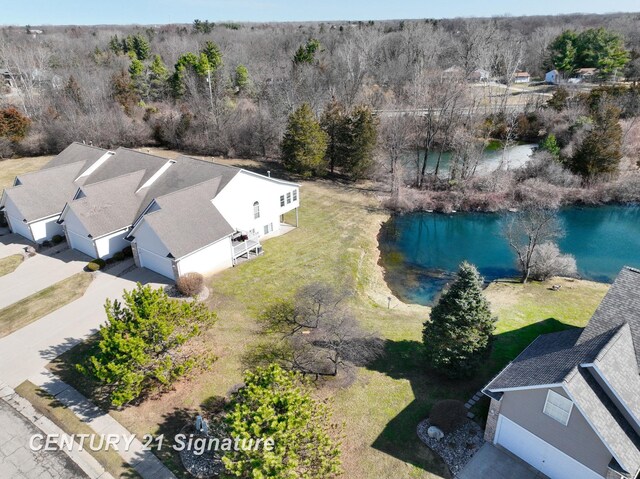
left=484, top=266, right=640, bottom=477
left=484, top=328, right=616, bottom=391
left=565, top=366, right=640, bottom=476
left=3, top=162, right=87, bottom=221
left=0, top=143, right=109, bottom=222
left=68, top=171, right=147, bottom=237
left=592, top=324, right=640, bottom=427
left=579, top=267, right=640, bottom=367
left=44, top=142, right=107, bottom=170
left=140, top=178, right=234, bottom=259
left=82, top=147, right=167, bottom=187
left=133, top=155, right=240, bottom=220
left=63, top=152, right=243, bottom=238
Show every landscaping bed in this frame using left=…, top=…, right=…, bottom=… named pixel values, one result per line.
left=417, top=419, right=484, bottom=477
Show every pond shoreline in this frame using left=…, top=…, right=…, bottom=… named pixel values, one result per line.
left=377, top=204, right=640, bottom=305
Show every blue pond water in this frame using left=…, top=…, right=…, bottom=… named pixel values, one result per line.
left=378, top=205, right=640, bottom=305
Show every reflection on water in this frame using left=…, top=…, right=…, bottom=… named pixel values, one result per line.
left=379, top=205, right=640, bottom=305
left=406, top=144, right=535, bottom=178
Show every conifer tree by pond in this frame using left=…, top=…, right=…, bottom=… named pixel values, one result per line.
left=422, top=262, right=495, bottom=378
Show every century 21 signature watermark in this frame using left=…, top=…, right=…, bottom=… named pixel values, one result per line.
left=30, top=433, right=275, bottom=456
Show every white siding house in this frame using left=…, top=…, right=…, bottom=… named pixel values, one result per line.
left=2, top=144, right=300, bottom=281
left=212, top=170, right=300, bottom=239
left=62, top=207, right=97, bottom=257
left=129, top=169, right=300, bottom=280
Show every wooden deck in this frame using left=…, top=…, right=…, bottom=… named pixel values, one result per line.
left=232, top=234, right=262, bottom=264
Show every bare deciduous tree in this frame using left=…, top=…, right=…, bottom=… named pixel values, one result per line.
left=250, top=282, right=383, bottom=378
left=502, top=207, right=564, bottom=283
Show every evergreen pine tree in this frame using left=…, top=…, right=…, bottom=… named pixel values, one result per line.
left=569, top=104, right=622, bottom=178
left=343, top=105, right=378, bottom=179
left=281, top=103, right=328, bottom=176
left=422, top=262, right=495, bottom=378
left=320, top=99, right=347, bottom=174
left=223, top=364, right=342, bottom=479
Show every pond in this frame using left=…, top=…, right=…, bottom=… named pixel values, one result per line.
left=407, top=143, right=535, bottom=178
left=379, top=205, right=640, bottom=305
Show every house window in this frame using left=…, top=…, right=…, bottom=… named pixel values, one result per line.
left=263, top=223, right=273, bottom=235
left=543, top=390, right=573, bottom=426
left=286, top=192, right=291, bottom=204
left=293, top=189, right=297, bottom=201
left=253, top=201, right=260, bottom=219
left=280, top=195, right=285, bottom=207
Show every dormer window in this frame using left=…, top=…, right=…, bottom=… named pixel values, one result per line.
left=253, top=201, right=260, bottom=219
left=543, top=390, right=573, bottom=426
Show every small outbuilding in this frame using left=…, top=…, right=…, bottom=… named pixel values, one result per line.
left=545, top=69, right=560, bottom=85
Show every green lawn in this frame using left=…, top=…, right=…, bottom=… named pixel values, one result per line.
left=15, top=381, right=140, bottom=479
left=0, top=254, right=23, bottom=277
left=0, top=272, right=93, bottom=338
left=50, top=177, right=610, bottom=479
left=485, top=278, right=609, bottom=370
left=0, top=155, right=52, bottom=189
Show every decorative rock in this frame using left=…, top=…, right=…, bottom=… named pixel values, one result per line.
left=427, top=425, right=445, bottom=440
left=417, top=419, right=485, bottom=477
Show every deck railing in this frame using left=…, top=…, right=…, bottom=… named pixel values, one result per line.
left=232, top=232, right=261, bottom=258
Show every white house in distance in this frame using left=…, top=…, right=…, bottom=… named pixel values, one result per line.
left=1, top=143, right=300, bottom=280
left=513, top=71, right=531, bottom=83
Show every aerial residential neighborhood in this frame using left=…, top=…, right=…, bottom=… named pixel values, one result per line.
left=0, top=1, right=639, bottom=479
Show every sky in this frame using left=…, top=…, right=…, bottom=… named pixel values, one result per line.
left=1, top=0, right=638, bottom=25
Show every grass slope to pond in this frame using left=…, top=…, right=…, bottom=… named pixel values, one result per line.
left=0, top=272, right=93, bottom=338
left=51, top=175, right=609, bottom=479
left=0, top=254, right=23, bottom=276
left=15, top=381, right=140, bottom=479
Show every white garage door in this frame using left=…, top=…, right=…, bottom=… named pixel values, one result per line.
left=138, top=247, right=175, bottom=280
left=67, top=230, right=96, bottom=258
left=496, top=415, right=603, bottom=479
left=7, top=215, right=33, bottom=241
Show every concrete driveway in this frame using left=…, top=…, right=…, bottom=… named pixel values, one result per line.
left=0, top=399, right=87, bottom=479
left=457, top=444, right=547, bottom=479
left=0, top=262, right=170, bottom=388
left=0, top=248, right=91, bottom=309
left=0, top=232, right=33, bottom=259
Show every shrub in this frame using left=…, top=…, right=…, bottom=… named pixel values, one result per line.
left=176, top=272, right=204, bottom=296
left=51, top=235, right=64, bottom=245
left=429, top=400, right=468, bottom=434
left=86, top=258, right=106, bottom=271
left=41, top=240, right=52, bottom=248
left=112, top=251, right=125, bottom=262
left=529, top=242, right=578, bottom=281
left=121, top=246, right=133, bottom=258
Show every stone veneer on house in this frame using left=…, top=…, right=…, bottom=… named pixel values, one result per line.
left=484, top=397, right=501, bottom=443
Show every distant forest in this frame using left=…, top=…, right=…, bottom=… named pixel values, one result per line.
left=0, top=13, right=636, bottom=160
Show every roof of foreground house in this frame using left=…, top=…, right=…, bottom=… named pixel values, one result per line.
left=484, top=267, right=640, bottom=477
left=62, top=151, right=243, bottom=238
left=67, top=170, right=148, bottom=238
left=44, top=142, right=108, bottom=169
left=137, top=177, right=235, bottom=259
left=0, top=143, right=108, bottom=222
